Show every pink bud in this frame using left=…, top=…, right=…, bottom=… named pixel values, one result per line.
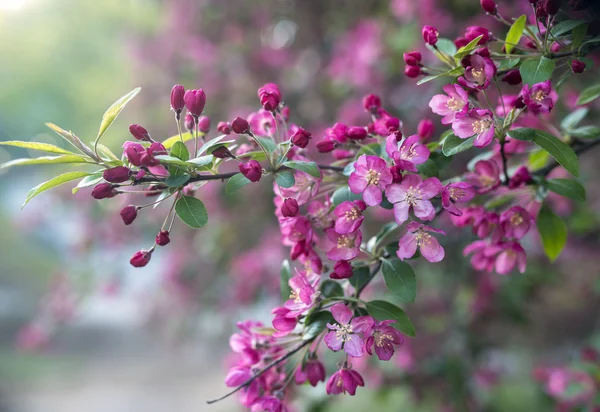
left=422, top=25, right=438, bottom=46
left=417, top=119, right=434, bottom=141
left=404, top=65, right=421, bottom=78
left=184, top=113, right=195, bottom=132
left=156, top=230, right=170, bottom=246
left=465, top=26, right=490, bottom=45
left=103, top=166, right=131, bottom=183
left=502, top=69, right=522, bottom=85
left=170, top=84, right=185, bottom=114
left=480, top=0, right=497, bottom=13
left=362, top=94, right=381, bottom=112
left=231, top=116, right=250, bottom=134
left=281, top=198, right=299, bottom=217
left=120, top=205, right=138, bottom=225
left=571, top=59, right=586, bottom=74
left=390, top=130, right=403, bottom=142
left=390, top=165, right=403, bottom=183
left=135, top=169, right=146, bottom=180
left=129, top=124, right=150, bottom=141
left=403, top=51, right=422, bottom=66
left=183, top=89, right=206, bottom=117
left=91, top=183, right=116, bottom=199
left=291, top=127, right=311, bottom=148
left=258, top=83, right=281, bottom=111
left=130, top=250, right=152, bottom=268
left=354, top=200, right=367, bottom=211
left=346, top=126, right=368, bottom=140
left=217, top=121, right=232, bottom=135
left=198, top=115, right=211, bottom=133
left=239, top=160, right=262, bottom=182
left=330, top=260, right=353, bottom=279
left=316, top=139, right=336, bottom=153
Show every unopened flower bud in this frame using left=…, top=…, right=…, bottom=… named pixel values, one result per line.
left=571, top=59, right=586, bottom=74
left=346, top=126, right=368, bottom=140
left=135, top=169, right=146, bottom=180
left=197, top=115, right=211, bottom=133
left=120, top=205, right=138, bottom=225
left=502, top=69, right=522, bottom=85
left=354, top=199, right=367, bottom=211
left=417, top=119, right=434, bottom=141
left=103, top=166, right=131, bottom=183
left=91, top=183, right=116, bottom=199
left=217, top=121, right=232, bottom=135
left=130, top=250, right=152, bottom=268
left=291, top=127, right=311, bottom=148
left=362, top=94, right=382, bottom=112
left=281, top=198, right=299, bottom=217
left=404, top=65, right=421, bottom=78
left=390, top=130, right=403, bottom=143
left=184, top=113, right=195, bottom=132
left=170, top=84, right=185, bottom=114
left=403, top=51, right=422, bottom=66
left=232, top=116, right=250, bottom=134
left=480, top=0, right=497, bottom=13
left=129, top=124, right=150, bottom=141
left=239, top=160, right=262, bottom=182
left=316, top=139, right=336, bottom=153
left=258, top=83, right=281, bottom=111
left=390, top=165, right=404, bottom=183
left=330, top=260, right=353, bottom=279
left=156, top=230, right=170, bottom=246
left=422, top=25, right=438, bottom=46
left=184, top=89, right=206, bottom=117
left=212, top=146, right=235, bottom=159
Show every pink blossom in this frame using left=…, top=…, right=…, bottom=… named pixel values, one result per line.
left=348, top=155, right=393, bottom=206
left=295, top=358, right=326, bottom=386
left=500, top=206, right=531, bottom=239
left=283, top=274, right=319, bottom=317
left=275, top=170, right=320, bottom=206
left=464, top=240, right=501, bottom=272
left=385, top=175, right=441, bottom=224
left=397, top=222, right=446, bottom=263
left=495, top=241, right=526, bottom=274
left=325, top=228, right=362, bottom=261
left=333, top=200, right=366, bottom=234
left=452, top=109, right=495, bottom=147
left=474, top=212, right=504, bottom=243
left=441, top=182, right=475, bottom=215
left=465, top=160, right=500, bottom=193
left=390, top=135, right=431, bottom=172
left=365, top=320, right=404, bottom=360
left=429, top=84, right=469, bottom=125
left=326, top=366, right=365, bottom=395
left=248, top=109, right=276, bottom=137
left=325, top=303, right=374, bottom=357
left=251, top=396, right=287, bottom=412
left=459, top=54, right=496, bottom=90
left=521, top=80, right=554, bottom=114
left=331, top=260, right=354, bottom=279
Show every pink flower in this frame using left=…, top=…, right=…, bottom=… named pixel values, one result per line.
left=248, top=109, right=276, bottom=137
left=452, top=109, right=495, bottom=147
left=495, top=241, right=526, bottom=274
left=464, top=240, right=502, bottom=272
left=283, top=274, right=319, bottom=317
left=509, top=166, right=532, bottom=189
left=385, top=175, right=441, bottom=224
left=465, top=160, right=500, bottom=193
left=521, top=80, right=554, bottom=114
left=388, top=135, right=430, bottom=172
left=251, top=396, right=287, bottom=412
left=325, top=228, right=362, bottom=261
left=258, top=83, right=281, bottom=112
left=397, top=222, right=446, bottom=263
left=365, top=320, right=404, bottom=360
left=465, top=26, right=490, bottom=45
left=326, top=366, right=365, bottom=395
left=459, top=54, right=496, bottom=90
left=239, top=160, right=263, bottom=182
left=330, top=260, right=354, bottom=279
left=441, top=182, right=475, bottom=215
left=348, top=155, right=393, bottom=206
left=429, top=84, right=469, bottom=125
left=295, top=358, right=326, bottom=386
left=422, top=25, right=438, bottom=45
left=474, top=212, right=504, bottom=243
left=183, top=88, right=206, bottom=117
left=225, top=366, right=251, bottom=387
left=500, top=206, right=531, bottom=239
left=275, top=170, right=320, bottom=206
left=325, top=303, right=374, bottom=357
left=333, top=200, right=366, bottom=234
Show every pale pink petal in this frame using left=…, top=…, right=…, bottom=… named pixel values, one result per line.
left=363, top=184, right=382, bottom=206
left=420, top=236, right=445, bottom=262
left=331, top=303, right=353, bottom=325
left=397, top=232, right=418, bottom=260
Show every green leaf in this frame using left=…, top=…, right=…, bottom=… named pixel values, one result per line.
left=72, top=173, right=103, bottom=194
left=365, top=300, right=416, bottom=337
left=505, top=15, right=527, bottom=54
left=550, top=20, right=587, bottom=37
left=154, top=155, right=190, bottom=167
left=442, top=134, right=475, bottom=156
left=280, top=260, right=292, bottom=302
left=165, top=174, right=190, bottom=187
left=372, top=222, right=399, bottom=250
left=96, top=87, right=141, bottom=141
left=544, top=178, right=586, bottom=201
left=577, top=84, right=600, bottom=105
left=175, top=195, right=208, bottom=229
left=560, top=108, right=588, bottom=131
left=320, top=280, right=344, bottom=298
left=331, top=186, right=363, bottom=207
left=427, top=38, right=456, bottom=56
left=225, top=173, right=251, bottom=194
left=255, top=136, right=277, bottom=155
left=569, top=125, right=600, bottom=139
left=0, top=140, right=76, bottom=155
left=508, top=128, right=579, bottom=176
left=303, top=311, right=334, bottom=341
left=497, top=58, right=520, bottom=70
left=282, top=160, right=321, bottom=178
left=162, top=132, right=193, bottom=150
left=343, top=161, right=355, bottom=176
left=275, top=170, right=295, bottom=188
left=454, top=35, right=484, bottom=59
left=187, top=155, right=214, bottom=168
left=520, top=57, right=555, bottom=85
left=170, top=141, right=190, bottom=161
left=356, top=143, right=381, bottom=157
left=1, top=155, right=92, bottom=169
left=536, top=204, right=567, bottom=262
left=381, top=259, right=416, bottom=302
left=571, top=23, right=588, bottom=50
left=416, top=66, right=464, bottom=86
left=528, top=149, right=549, bottom=170
left=417, top=159, right=439, bottom=178
left=23, top=171, right=91, bottom=207
left=95, top=143, right=121, bottom=163
left=197, top=134, right=229, bottom=156
left=45, top=123, right=98, bottom=160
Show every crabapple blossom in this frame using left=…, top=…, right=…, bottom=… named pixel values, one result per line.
left=385, top=174, right=441, bottom=224
left=429, top=84, right=469, bottom=124
left=325, top=304, right=374, bottom=357
left=348, top=154, right=393, bottom=206
left=326, top=366, right=365, bottom=396
left=521, top=80, right=554, bottom=114
left=365, top=320, right=404, bottom=360
left=333, top=200, right=366, bottom=234
left=397, top=222, right=446, bottom=262
left=325, top=228, right=362, bottom=261
left=452, top=108, right=495, bottom=147
left=441, top=182, right=475, bottom=215
left=295, top=358, right=326, bottom=387
left=500, top=206, right=531, bottom=239
left=465, top=159, right=501, bottom=193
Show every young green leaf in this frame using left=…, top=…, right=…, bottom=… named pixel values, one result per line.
left=569, top=125, right=600, bottom=139
left=45, top=123, right=99, bottom=160
left=544, top=178, right=586, bottom=201
left=165, top=174, right=191, bottom=188
left=505, top=15, right=527, bottom=54
left=95, top=143, right=122, bottom=163
left=280, top=259, right=292, bottom=302
left=303, top=311, right=334, bottom=341
left=162, top=132, right=193, bottom=150
left=520, top=57, right=555, bottom=85
left=0, top=140, right=76, bottom=155
left=72, top=173, right=104, bottom=194
left=536, top=204, right=567, bottom=262
left=197, top=134, right=229, bottom=156
left=442, top=134, right=475, bottom=156
left=416, top=66, right=464, bottom=86
left=1, top=155, right=92, bottom=169
left=255, top=136, right=277, bottom=156
left=381, top=259, right=416, bottom=302
left=170, top=141, right=190, bottom=161
left=320, top=280, right=344, bottom=298
left=571, top=23, right=588, bottom=50
left=454, top=35, right=484, bottom=59
left=96, top=87, right=141, bottom=141
left=576, top=83, right=600, bottom=105
left=23, top=171, right=92, bottom=208
left=225, top=173, right=251, bottom=194
left=560, top=108, right=588, bottom=131
left=282, top=160, right=321, bottom=178
left=274, top=170, right=295, bottom=188
left=550, top=20, right=587, bottom=37
left=366, top=300, right=416, bottom=337
left=175, top=195, right=208, bottom=229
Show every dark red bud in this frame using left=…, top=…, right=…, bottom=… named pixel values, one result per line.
left=217, top=121, right=232, bottom=135
left=91, top=183, right=116, bottom=199
left=362, top=94, right=382, bottom=112
left=184, top=113, right=195, bottom=132
left=391, top=130, right=403, bottom=143
left=502, top=69, right=522, bottom=85
left=156, top=230, right=170, bottom=246
left=515, top=96, right=526, bottom=109
left=330, top=260, right=353, bottom=279
left=258, top=83, right=282, bottom=111
left=232, top=116, right=250, bottom=134
left=197, top=115, right=211, bottom=133
left=291, top=127, right=312, bottom=148
left=183, top=88, right=206, bottom=117
left=130, top=250, right=152, bottom=268
left=281, top=198, right=299, bottom=217
left=390, top=165, right=404, bottom=183
left=211, top=146, right=235, bottom=159
left=417, top=119, right=434, bottom=141
left=571, top=59, right=586, bottom=74
left=480, top=0, right=497, bottom=13
left=120, top=205, right=138, bottom=225
left=170, top=84, right=185, bottom=114
left=403, top=51, right=422, bottom=66
left=129, top=124, right=150, bottom=141
left=404, top=65, right=421, bottom=78
left=239, top=160, right=262, bottom=182
left=103, top=166, right=131, bottom=183
left=422, top=25, right=438, bottom=46
left=316, top=139, right=336, bottom=153
left=346, top=126, right=368, bottom=140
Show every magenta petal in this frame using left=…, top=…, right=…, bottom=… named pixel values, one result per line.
left=420, top=177, right=442, bottom=198
left=420, top=236, right=445, bottom=263
left=385, top=183, right=406, bottom=204
left=474, top=125, right=494, bottom=147
left=348, top=173, right=367, bottom=193
left=413, top=200, right=436, bottom=221
left=363, top=184, right=382, bottom=206
left=351, top=316, right=375, bottom=334
left=324, top=330, right=343, bottom=351
left=331, top=303, right=353, bottom=325
left=495, top=250, right=516, bottom=274
left=344, top=334, right=364, bottom=357
left=374, top=341, right=395, bottom=361
left=397, top=232, right=418, bottom=260
left=393, top=202, right=410, bottom=224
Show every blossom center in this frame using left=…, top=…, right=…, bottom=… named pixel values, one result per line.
left=344, top=208, right=360, bottom=221
left=447, top=97, right=464, bottom=112
left=471, top=68, right=485, bottom=83
left=510, top=213, right=523, bottom=226
left=532, top=90, right=546, bottom=102
left=374, top=331, right=394, bottom=347
left=289, top=288, right=302, bottom=303
left=415, top=230, right=432, bottom=247
left=335, top=323, right=354, bottom=341
left=337, top=235, right=354, bottom=249
left=472, top=118, right=492, bottom=134
left=365, top=169, right=381, bottom=186
left=404, top=186, right=422, bottom=206
left=448, top=187, right=464, bottom=200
